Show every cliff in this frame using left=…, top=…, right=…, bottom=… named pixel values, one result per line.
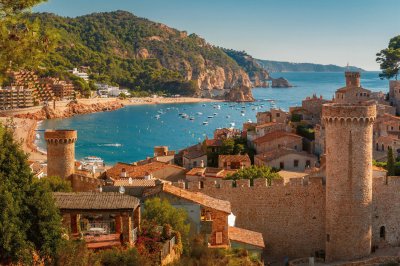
left=14, top=101, right=124, bottom=120
left=223, top=49, right=270, bottom=87
left=32, top=11, right=254, bottom=101
left=257, top=59, right=365, bottom=72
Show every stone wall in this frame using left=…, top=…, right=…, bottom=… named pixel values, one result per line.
left=372, top=176, right=400, bottom=248
left=187, top=177, right=326, bottom=259
left=69, top=174, right=104, bottom=192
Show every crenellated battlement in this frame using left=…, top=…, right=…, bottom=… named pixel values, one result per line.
left=322, top=102, right=376, bottom=125
left=373, top=175, right=400, bottom=187
left=44, top=129, right=77, bottom=144
left=186, top=176, right=324, bottom=191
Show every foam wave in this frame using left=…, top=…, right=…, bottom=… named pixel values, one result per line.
left=98, top=143, right=123, bottom=147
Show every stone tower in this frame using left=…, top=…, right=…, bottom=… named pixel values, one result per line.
left=345, top=71, right=361, bottom=87
left=322, top=102, right=376, bottom=262
left=44, top=130, right=77, bottom=179
left=389, top=80, right=400, bottom=114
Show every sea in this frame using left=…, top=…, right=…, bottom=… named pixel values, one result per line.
left=36, top=71, right=389, bottom=165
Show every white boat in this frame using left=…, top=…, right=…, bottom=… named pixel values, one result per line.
left=197, top=112, right=203, bottom=115
left=189, top=117, right=195, bottom=121
left=213, top=113, right=218, bottom=116
left=155, top=115, right=161, bottom=119
left=247, top=119, right=252, bottom=123
left=203, top=121, right=208, bottom=125
left=82, top=156, right=104, bottom=165
left=216, top=105, right=221, bottom=110
left=241, top=113, right=245, bottom=116
left=230, top=122, right=235, bottom=127
left=226, top=115, right=230, bottom=119
left=207, top=116, right=213, bottom=118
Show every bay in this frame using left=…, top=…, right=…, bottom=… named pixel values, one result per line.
left=37, top=71, right=389, bottom=164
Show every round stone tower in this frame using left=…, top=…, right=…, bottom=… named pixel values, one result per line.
left=345, top=71, right=361, bottom=87
left=322, top=102, right=376, bottom=262
left=44, top=130, right=77, bottom=179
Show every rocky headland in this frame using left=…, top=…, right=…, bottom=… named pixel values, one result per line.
left=12, top=101, right=124, bottom=120
left=271, top=77, right=293, bottom=88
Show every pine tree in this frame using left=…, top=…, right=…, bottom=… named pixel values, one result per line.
left=387, top=147, right=396, bottom=176
left=0, top=124, right=63, bottom=264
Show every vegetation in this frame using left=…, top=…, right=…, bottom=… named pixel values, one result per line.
left=206, top=137, right=256, bottom=167
left=0, top=123, right=64, bottom=264
left=0, top=0, right=56, bottom=82
left=387, top=147, right=396, bottom=176
left=22, top=11, right=261, bottom=96
left=296, top=124, right=315, bottom=140
left=143, top=197, right=190, bottom=252
left=225, top=165, right=280, bottom=186
left=34, top=175, right=73, bottom=192
left=174, top=236, right=262, bottom=266
left=377, top=35, right=400, bottom=80
left=257, top=59, right=364, bottom=73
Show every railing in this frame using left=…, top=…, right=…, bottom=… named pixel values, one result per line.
left=80, top=221, right=115, bottom=235
left=160, top=236, right=176, bottom=260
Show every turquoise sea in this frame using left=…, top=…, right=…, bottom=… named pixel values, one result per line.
left=37, top=72, right=389, bottom=164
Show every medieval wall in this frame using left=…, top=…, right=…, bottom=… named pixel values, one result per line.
left=372, top=176, right=400, bottom=248
left=187, top=177, right=326, bottom=259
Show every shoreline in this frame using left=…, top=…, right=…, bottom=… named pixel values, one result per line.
left=1, top=96, right=221, bottom=162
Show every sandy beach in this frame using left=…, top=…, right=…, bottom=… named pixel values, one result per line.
left=0, top=96, right=220, bottom=162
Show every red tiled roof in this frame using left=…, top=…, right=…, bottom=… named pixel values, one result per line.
left=205, top=139, right=223, bottom=147
left=219, top=154, right=251, bottom=163
left=143, top=184, right=231, bottom=213
left=106, top=162, right=185, bottom=180
left=228, top=226, right=265, bottom=248
left=183, top=149, right=206, bottom=159
left=255, top=148, right=315, bottom=162
left=113, top=179, right=161, bottom=187
left=336, top=86, right=370, bottom=93
left=255, top=122, right=282, bottom=129
left=253, top=131, right=302, bottom=145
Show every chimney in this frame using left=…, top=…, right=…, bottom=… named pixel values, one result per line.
left=120, top=168, right=127, bottom=178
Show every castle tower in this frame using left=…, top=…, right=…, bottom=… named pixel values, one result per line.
left=44, top=130, right=77, bottom=179
left=389, top=80, right=400, bottom=114
left=345, top=71, right=361, bottom=87
left=322, top=102, right=376, bottom=262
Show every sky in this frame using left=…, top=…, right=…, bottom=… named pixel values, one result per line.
left=34, top=0, right=400, bottom=70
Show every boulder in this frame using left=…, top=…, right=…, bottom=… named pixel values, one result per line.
left=271, top=77, right=293, bottom=88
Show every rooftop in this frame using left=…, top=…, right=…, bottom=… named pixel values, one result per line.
left=253, top=131, right=302, bottom=145
left=255, top=148, right=315, bottom=162
left=228, top=226, right=265, bottom=248
left=205, top=139, right=223, bottom=147
left=186, top=167, right=237, bottom=179
left=143, top=184, right=231, bottom=213
left=53, top=192, right=140, bottom=210
left=219, top=154, right=251, bottom=163
left=106, top=161, right=186, bottom=180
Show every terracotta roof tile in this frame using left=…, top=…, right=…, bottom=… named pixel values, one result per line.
left=113, top=179, right=162, bottom=187
left=53, top=192, right=140, bottom=210
left=106, top=162, right=185, bottom=180
left=228, top=226, right=265, bottom=248
left=255, top=148, right=315, bottom=162
left=218, top=154, right=251, bottom=163
left=143, top=184, right=231, bottom=213
left=253, top=131, right=302, bottom=145
left=205, top=139, right=223, bottom=147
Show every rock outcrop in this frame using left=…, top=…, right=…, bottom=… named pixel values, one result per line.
left=223, top=86, right=255, bottom=102
left=271, top=77, right=293, bottom=88
left=14, top=101, right=124, bottom=120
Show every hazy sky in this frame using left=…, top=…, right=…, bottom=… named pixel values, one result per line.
left=35, top=0, right=400, bottom=70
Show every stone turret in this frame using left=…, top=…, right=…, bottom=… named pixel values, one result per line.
left=345, top=71, right=361, bottom=87
left=44, top=130, right=77, bottom=179
left=322, top=102, right=376, bottom=262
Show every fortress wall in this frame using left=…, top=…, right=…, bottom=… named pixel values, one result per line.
left=372, top=176, right=400, bottom=247
left=187, top=177, right=326, bottom=259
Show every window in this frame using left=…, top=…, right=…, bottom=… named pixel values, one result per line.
left=326, top=234, right=330, bottom=242
left=193, top=161, right=197, bottom=167
left=280, top=162, right=284, bottom=169
left=306, top=160, right=311, bottom=167
left=276, top=113, right=280, bottom=117
left=216, top=232, right=223, bottom=244
left=294, top=160, right=299, bottom=167
left=382, top=144, right=385, bottom=151
left=376, top=143, right=379, bottom=151
left=200, top=181, right=204, bottom=189
left=380, top=226, right=386, bottom=240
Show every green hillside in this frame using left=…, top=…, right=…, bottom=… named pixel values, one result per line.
left=257, top=59, right=364, bottom=72
left=30, top=11, right=266, bottom=98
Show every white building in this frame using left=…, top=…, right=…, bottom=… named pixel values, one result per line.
left=71, top=68, right=89, bottom=82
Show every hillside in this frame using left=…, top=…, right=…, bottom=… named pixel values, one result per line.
left=257, top=59, right=364, bottom=72
left=29, top=11, right=270, bottom=101
left=223, top=49, right=270, bottom=87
